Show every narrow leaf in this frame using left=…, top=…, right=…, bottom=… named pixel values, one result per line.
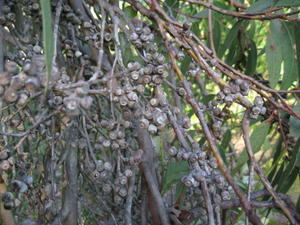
left=40, top=0, right=53, bottom=92
left=280, top=22, right=297, bottom=89
left=266, top=20, right=282, bottom=88
left=245, top=40, right=257, bottom=76
left=219, top=21, right=244, bottom=58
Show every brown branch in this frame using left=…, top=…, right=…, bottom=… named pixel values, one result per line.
left=183, top=0, right=300, bottom=21
left=125, top=174, right=135, bottom=225
left=135, top=124, right=171, bottom=225
left=208, top=0, right=216, bottom=56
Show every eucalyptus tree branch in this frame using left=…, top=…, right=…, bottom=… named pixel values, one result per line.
left=183, top=0, right=300, bottom=21
left=242, top=111, right=298, bottom=225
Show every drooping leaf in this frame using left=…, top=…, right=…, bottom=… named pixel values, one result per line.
left=280, top=22, right=298, bottom=89
left=245, top=39, right=257, bottom=76
left=266, top=20, right=282, bottom=88
left=40, top=0, right=53, bottom=92
left=225, top=38, right=241, bottom=66
left=213, top=20, right=221, bottom=54
left=191, top=21, right=201, bottom=37
left=219, top=20, right=244, bottom=58
left=162, top=161, right=189, bottom=193
left=219, top=130, right=231, bottom=162
left=293, top=22, right=300, bottom=83
left=271, top=163, right=285, bottom=187
left=276, top=167, right=298, bottom=193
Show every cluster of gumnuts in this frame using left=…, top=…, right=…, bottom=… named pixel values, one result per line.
left=129, top=21, right=154, bottom=48
left=84, top=157, right=136, bottom=205
left=0, top=60, right=44, bottom=104
left=0, top=154, right=33, bottom=210
left=167, top=144, right=235, bottom=223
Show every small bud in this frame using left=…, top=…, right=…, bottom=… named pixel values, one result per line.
left=33, top=45, right=42, bottom=53
left=12, top=180, right=28, bottom=193
left=0, top=72, right=11, bottom=85
left=182, top=175, right=195, bottom=187
left=254, top=96, right=264, bottom=107
left=102, top=139, right=111, bottom=148
left=251, top=106, right=261, bottom=115
left=118, top=188, right=127, bottom=197
left=129, top=32, right=139, bottom=41
left=182, top=117, right=191, bottom=129
left=167, top=146, right=178, bottom=157
left=130, top=71, right=139, bottom=80
left=176, top=51, right=185, bottom=61
left=177, top=87, right=186, bottom=97
left=139, top=118, right=150, bottom=129
left=0, top=160, right=10, bottom=171
left=148, top=124, right=158, bottom=134
left=115, top=87, right=124, bottom=96
left=4, top=87, right=18, bottom=102
left=80, top=96, right=93, bottom=109
left=102, top=183, right=112, bottom=193
left=25, top=77, right=41, bottom=93
left=104, top=162, right=112, bottom=171
left=127, top=92, right=138, bottom=101
left=63, top=96, right=80, bottom=112
left=17, top=93, right=28, bottom=106
left=150, top=98, right=159, bottom=107
left=5, top=61, right=18, bottom=74
left=119, top=95, right=128, bottom=106
left=124, top=169, right=133, bottom=177
left=75, top=50, right=82, bottom=58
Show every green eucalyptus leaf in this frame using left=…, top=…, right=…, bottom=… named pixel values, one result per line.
left=289, top=106, right=300, bottom=138
left=266, top=20, right=282, bottom=88
left=245, top=39, right=257, bottom=76
left=40, top=0, right=53, bottom=92
left=123, top=6, right=137, bottom=18
left=246, top=0, right=274, bottom=12
left=293, top=22, right=300, bottom=83
left=219, top=21, right=244, bottom=58
left=234, top=122, right=270, bottom=173
left=162, top=161, right=189, bottom=194
left=275, top=0, right=300, bottom=7
left=280, top=22, right=297, bottom=89
left=213, top=20, right=221, bottom=54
